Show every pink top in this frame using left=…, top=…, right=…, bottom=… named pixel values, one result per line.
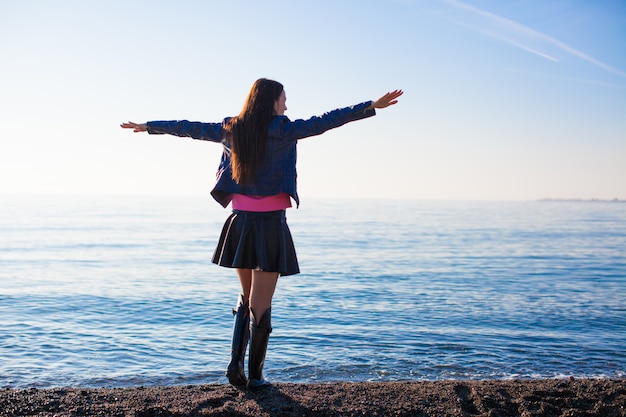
left=231, top=192, right=293, bottom=212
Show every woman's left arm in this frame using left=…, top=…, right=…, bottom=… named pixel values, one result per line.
left=122, top=120, right=225, bottom=143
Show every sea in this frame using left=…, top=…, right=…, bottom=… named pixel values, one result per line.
left=1, top=195, right=624, bottom=389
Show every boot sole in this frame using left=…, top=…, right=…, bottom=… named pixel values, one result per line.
left=226, top=371, right=247, bottom=387
left=247, top=379, right=272, bottom=390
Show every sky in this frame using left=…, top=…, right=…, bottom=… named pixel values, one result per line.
left=1, top=0, right=625, bottom=201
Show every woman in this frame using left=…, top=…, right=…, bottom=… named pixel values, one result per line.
left=121, top=79, right=402, bottom=389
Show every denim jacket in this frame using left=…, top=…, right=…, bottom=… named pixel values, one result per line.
left=146, top=101, right=375, bottom=207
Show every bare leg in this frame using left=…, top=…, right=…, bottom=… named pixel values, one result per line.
left=236, top=269, right=252, bottom=302
left=249, top=270, right=279, bottom=319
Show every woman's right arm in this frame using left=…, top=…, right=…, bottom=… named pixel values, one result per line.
left=279, top=102, right=376, bottom=141
left=278, top=90, right=403, bottom=141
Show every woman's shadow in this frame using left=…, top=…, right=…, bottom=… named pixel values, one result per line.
left=241, top=384, right=313, bottom=416
left=184, top=384, right=314, bottom=417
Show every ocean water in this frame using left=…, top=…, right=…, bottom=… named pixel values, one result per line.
left=0, top=195, right=624, bottom=388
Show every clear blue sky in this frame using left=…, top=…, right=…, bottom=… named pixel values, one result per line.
left=1, top=0, right=624, bottom=200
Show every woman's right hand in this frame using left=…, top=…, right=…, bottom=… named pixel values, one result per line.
left=120, top=121, right=147, bottom=132
left=370, top=90, right=403, bottom=109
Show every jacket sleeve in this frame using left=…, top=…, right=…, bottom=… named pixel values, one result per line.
left=276, top=101, right=376, bottom=141
left=146, top=120, right=225, bottom=143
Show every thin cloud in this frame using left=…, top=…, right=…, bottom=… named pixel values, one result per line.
left=441, top=0, right=626, bottom=77
left=497, top=35, right=559, bottom=63
left=504, top=67, right=626, bottom=90
left=454, top=20, right=560, bottom=62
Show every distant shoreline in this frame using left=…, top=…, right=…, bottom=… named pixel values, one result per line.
left=2, top=378, right=624, bottom=416
left=3, top=193, right=626, bottom=203
left=537, top=198, right=625, bottom=203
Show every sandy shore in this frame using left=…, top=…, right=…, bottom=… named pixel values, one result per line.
left=1, top=378, right=624, bottom=417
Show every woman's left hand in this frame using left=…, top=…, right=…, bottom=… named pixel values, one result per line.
left=120, top=122, right=147, bottom=132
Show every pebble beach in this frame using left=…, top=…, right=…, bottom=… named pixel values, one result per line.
left=2, top=378, right=625, bottom=417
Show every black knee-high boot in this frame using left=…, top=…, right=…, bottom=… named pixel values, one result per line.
left=226, top=294, right=250, bottom=386
left=247, top=307, right=272, bottom=390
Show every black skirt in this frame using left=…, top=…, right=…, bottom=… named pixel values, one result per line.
left=212, top=210, right=300, bottom=276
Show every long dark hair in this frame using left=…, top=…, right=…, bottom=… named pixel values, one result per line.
left=227, top=78, right=284, bottom=185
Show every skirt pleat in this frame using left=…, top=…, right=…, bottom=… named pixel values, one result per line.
left=212, top=210, right=300, bottom=276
